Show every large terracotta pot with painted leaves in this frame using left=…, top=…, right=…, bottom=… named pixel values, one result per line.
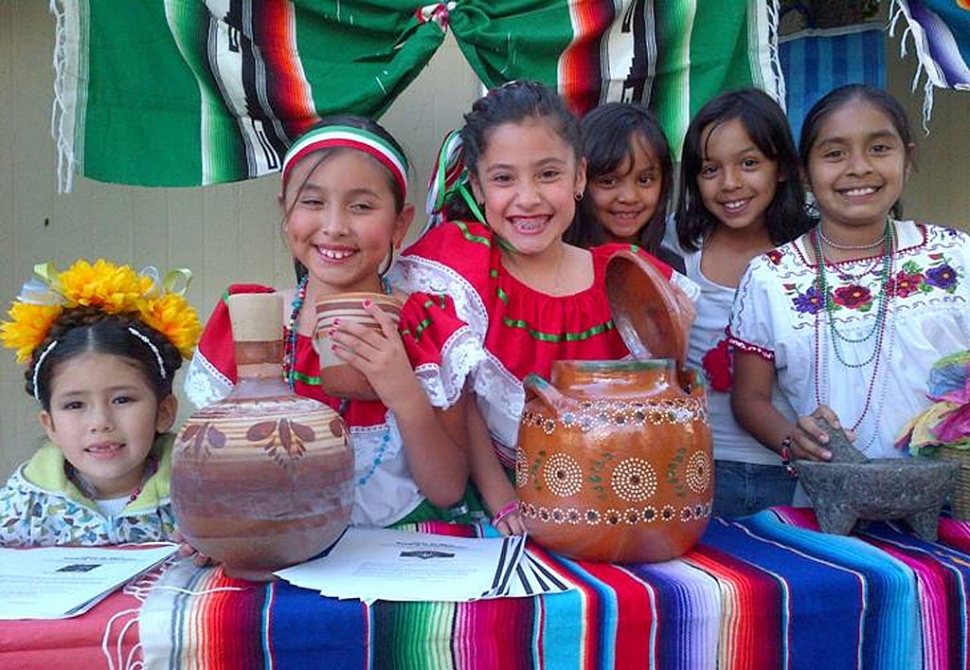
left=515, top=250, right=713, bottom=563
left=172, top=293, right=353, bottom=581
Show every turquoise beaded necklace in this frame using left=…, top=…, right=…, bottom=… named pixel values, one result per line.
left=283, top=275, right=309, bottom=390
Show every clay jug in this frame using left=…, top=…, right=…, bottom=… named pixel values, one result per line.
left=516, top=360, right=712, bottom=563
left=515, top=249, right=711, bottom=563
left=172, top=293, right=353, bottom=580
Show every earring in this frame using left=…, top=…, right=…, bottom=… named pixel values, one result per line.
left=574, top=192, right=584, bottom=202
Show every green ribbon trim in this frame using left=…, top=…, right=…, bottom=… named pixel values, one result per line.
left=33, top=262, right=60, bottom=290
left=401, top=295, right=448, bottom=343
left=161, top=268, right=192, bottom=296
left=290, top=369, right=321, bottom=386
left=500, top=316, right=614, bottom=342
left=401, top=316, right=433, bottom=343
left=458, top=183, right=486, bottom=225
left=455, top=220, right=491, bottom=247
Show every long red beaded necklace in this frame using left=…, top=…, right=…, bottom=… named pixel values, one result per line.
left=811, top=218, right=896, bottom=446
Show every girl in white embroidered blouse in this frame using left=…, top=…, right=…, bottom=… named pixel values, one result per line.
left=729, top=84, right=970, bottom=465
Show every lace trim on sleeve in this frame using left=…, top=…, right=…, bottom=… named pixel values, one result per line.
left=183, top=351, right=234, bottom=409
left=413, top=325, right=486, bottom=408
left=388, top=257, right=489, bottom=340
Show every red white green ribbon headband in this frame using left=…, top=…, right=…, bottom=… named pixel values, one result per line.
left=282, top=126, right=409, bottom=199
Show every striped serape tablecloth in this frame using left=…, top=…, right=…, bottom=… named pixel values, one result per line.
left=134, top=508, right=970, bottom=670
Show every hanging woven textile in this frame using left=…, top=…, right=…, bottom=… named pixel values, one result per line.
left=890, top=0, right=970, bottom=126
left=50, top=0, right=783, bottom=191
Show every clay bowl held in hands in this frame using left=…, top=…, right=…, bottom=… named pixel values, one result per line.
left=795, top=458, right=958, bottom=541
left=315, top=292, right=404, bottom=400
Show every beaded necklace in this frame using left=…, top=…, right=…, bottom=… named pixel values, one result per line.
left=284, top=275, right=395, bottom=487
left=283, top=275, right=309, bottom=390
left=817, top=224, right=887, bottom=251
left=811, top=218, right=897, bottom=446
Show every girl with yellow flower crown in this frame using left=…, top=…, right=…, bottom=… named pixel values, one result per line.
left=0, top=259, right=201, bottom=546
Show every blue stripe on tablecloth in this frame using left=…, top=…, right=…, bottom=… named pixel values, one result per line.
left=705, top=513, right=864, bottom=668
left=629, top=559, right=719, bottom=670
left=547, top=556, right=619, bottom=669
left=858, top=521, right=970, bottom=668
left=267, top=581, right=368, bottom=669
left=746, top=510, right=921, bottom=670
left=537, top=586, right=588, bottom=668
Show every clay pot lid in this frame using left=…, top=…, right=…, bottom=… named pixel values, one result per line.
left=605, top=248, right=687, bottom=367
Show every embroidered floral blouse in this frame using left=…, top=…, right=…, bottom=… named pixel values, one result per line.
left=728, top=220, right=970, bottom=458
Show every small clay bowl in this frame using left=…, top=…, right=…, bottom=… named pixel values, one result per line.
left=795, top=458, right=959, bottom=541
left=315, top=292, right=403, bottom=400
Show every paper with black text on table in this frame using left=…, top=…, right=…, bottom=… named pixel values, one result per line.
left=0, top=543, right=178, bottom=619
left=275, top=527, right=572, bottom=602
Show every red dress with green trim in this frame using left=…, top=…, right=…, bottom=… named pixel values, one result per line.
left=183, top=284, right=483, bottom=527
left=388, top=219, right=684, bottom=467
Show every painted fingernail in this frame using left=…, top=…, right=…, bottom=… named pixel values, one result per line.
left=362, top=299, right=373, bottom=308
left=327, top=328, right=336, bottom=337
left=333, top=318, right=340, bottom=325
left=331, top=344, right=338, bottom=352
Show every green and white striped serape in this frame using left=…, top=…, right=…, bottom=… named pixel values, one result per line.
left=51, top=0, right=783, bottom=190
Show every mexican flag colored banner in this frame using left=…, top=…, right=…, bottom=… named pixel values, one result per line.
left=51, top=0, right=783, bottom=190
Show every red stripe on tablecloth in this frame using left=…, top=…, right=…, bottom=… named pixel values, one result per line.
left=579, top=560, right=654, bottom=666
left=198, top=571, right=267, bottom=669
left=686, top=544, right=785, bottom=669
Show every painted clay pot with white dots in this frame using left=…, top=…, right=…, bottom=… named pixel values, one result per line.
left=515, top=250, right=713, bottom=563
left=172, top=293, right=354, bottom=580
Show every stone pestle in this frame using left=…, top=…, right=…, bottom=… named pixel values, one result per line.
left=812, top=416, right=870, bottom=464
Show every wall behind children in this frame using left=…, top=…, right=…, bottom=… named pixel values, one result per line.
left=1, top=1, right=968, bottom=479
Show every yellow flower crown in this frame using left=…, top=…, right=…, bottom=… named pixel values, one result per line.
left=0, top=259, right=202, bottom=364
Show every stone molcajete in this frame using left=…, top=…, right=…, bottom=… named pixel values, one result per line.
left=795, top=417, right=958, bottom=541
left=516, top=250, right=713, bottom=563
left=172, top=293, right=353, bottom=581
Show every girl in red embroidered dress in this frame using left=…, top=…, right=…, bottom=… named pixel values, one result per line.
left=185, top=117, right=479, bottom=528
left=390, top=82, right=698, bottom=534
